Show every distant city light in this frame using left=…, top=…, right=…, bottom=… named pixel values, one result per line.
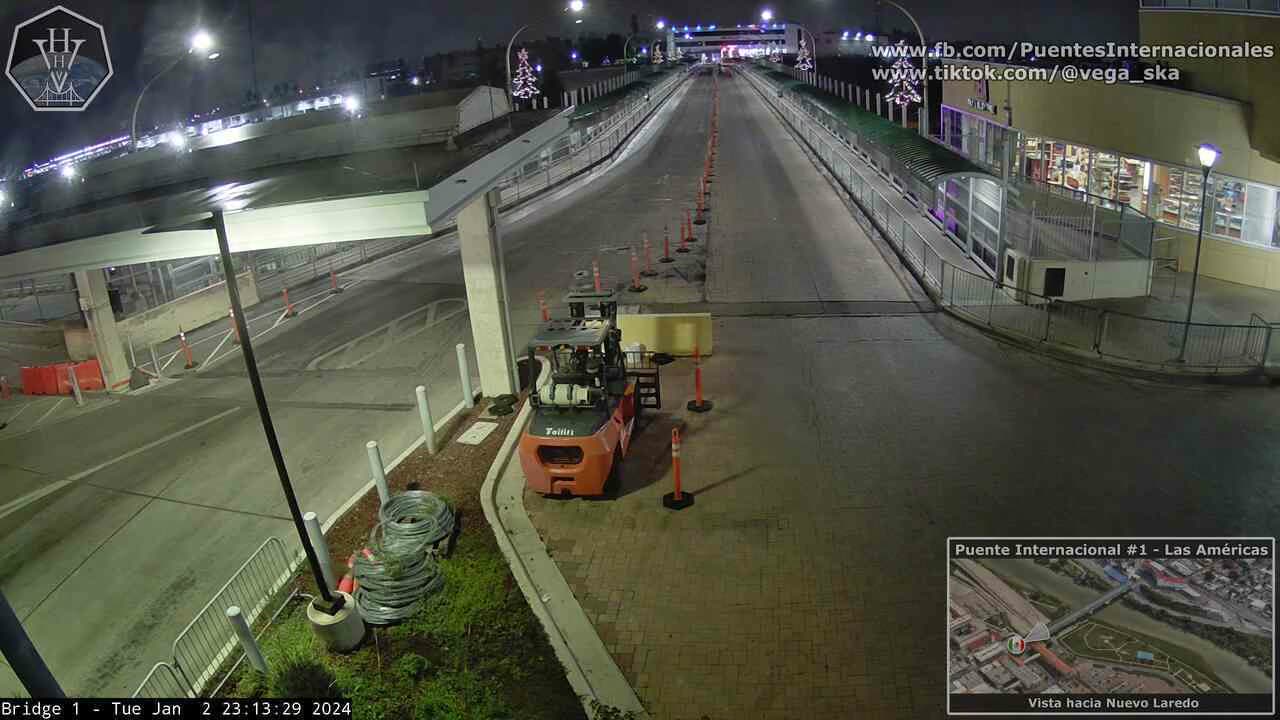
left=841, top=31, right=849, bottom=40
left=571, top=50, right=579, bottom=60
left=60, top=165, right=76, bottom=179
left=411, top=76, right=420, bottom=85
left=684, top=33, right=692, bottom=39
left=655, top=19, right=665, bottom=30
left=535, top=64, right=543, bottom=72
left=207, top=52, right=221, bottom=60
left=760, top=9, right=773, bottom=22
left=696, top=25, right=702, bottom=31
left=167, top=131, right=186, bottom=148
left=865, top=33, right=875, bottom=42
left=855, top=31, right=863, bottom=40
left=344, top=96, right=360, bottom=112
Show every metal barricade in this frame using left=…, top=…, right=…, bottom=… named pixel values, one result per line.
left=132, top=662, right=195, bottom=699
left=170, top=537, right=297, bottom=696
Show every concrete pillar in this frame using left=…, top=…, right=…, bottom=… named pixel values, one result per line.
left=73, top=269, right=129, bottom=392
left=876, top=94, right=883, bottom=117
left=458, top=189, right=517, bottom=397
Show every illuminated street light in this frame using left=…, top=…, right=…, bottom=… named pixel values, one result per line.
left=1178, top=142, right=1223, bottom=362
left=344, top=96, right=360, bottom=113
left=571, top=50, right=579, bottom=60
left=568, top=0, right=585, bottom=12
left=132, top=29, right=219, bottom=149
left=656, top=19, right=666, bottom=29
left=60, top=165, right=75, bottom=179
left=760, top=9, right=774, bottom=22
left=190, top=30, right=214, bottom=53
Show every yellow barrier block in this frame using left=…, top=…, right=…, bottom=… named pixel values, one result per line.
left=617, top=313, right=713, bottom=356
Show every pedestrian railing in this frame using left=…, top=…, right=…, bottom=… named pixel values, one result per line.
left=745, top=65, right=1273, bottom=376
left=491, top=69, right=690, bottom=209
left=160, top=537, right=299, bottom=697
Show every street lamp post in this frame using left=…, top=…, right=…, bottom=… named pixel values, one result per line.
left=1177, top=143, right=1220, bottom=363
left=131, top=30, right=218, bottom=149
left=761, top=11, right=817, bottom=78
left=879, top=0, right=929, bottom=138
left=508, top=2, right=585, bottom=109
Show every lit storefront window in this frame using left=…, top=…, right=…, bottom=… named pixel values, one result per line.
left=1089, top=151, right=1118, bottom=200
left=1212, top=179, right=1245, bottom=239
left=1118, top=157, right=1149, bottom=215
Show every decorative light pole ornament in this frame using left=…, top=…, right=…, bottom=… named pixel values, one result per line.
left=885, top=55, right=921, bottom=106
left=512, top=48, right=540, bottom=104
left=794, top=38, right=813, bottom=72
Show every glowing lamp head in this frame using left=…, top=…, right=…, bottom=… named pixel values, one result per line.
left=864, top=33, right=875, bottom=42
left=567, top=0, right=584, bottom=12
left=344, top=96, right=360, bottom=112
left=190, top=30, right=214, bottom=53
left=656, top=20, right=665, bottom=30
left=1197, top=143, right=1220, bottom=170
left=760, top=9, right=773, bottom=22
left=60, top=165, right=76, bottom=179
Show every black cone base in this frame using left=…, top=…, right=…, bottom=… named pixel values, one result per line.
left=662, top=491, right=695, bottom=510
left=687, top=400, right=713, bottom=413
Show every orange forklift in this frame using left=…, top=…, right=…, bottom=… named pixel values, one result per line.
left=519, top=290, right=665, bottom=497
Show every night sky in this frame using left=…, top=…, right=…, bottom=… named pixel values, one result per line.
left=0, top=0, right=1138, bottom=172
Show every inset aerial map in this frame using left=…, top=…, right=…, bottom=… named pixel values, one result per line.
left=948, top=539, right=1274, bottom=715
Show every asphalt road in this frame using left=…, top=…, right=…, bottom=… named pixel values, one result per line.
left=0, top=70, right=716, bottom=697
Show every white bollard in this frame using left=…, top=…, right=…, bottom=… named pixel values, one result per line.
left=456, top=343, right=475, bottom=408
left=67, top=366, right=84, bottom=407
left=366, top=440, right=389, bottom=506
left=303, top=512, right=337, bottom=591
left=226, top=606, right=268, bottom=674
left=416, top=385, right=437, bottom=455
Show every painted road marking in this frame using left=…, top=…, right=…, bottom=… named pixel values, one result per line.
left=0, top=407, right=242, bottom=522
left=32, top=397, right=65, bottom=428
left=305, top=298, right=466, bottom=371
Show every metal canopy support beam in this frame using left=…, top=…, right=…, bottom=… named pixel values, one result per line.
left=458, top=189, right=517, bottom=398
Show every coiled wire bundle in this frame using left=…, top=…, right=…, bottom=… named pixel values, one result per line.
left=352, top=491, right=455, bottom=624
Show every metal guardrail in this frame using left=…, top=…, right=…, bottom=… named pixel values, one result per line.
left=160, top=537, right=298, bottom=697
left=748, top=65, right=1275, bottom=375
left=1140, top=0, right=1280, bottom=14
left=132, top=662, right=194, bottom=699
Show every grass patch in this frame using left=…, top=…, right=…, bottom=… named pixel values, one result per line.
left=229, top=398, right=586, bottom=720
left=1057, top=618, right=1230, bottom=692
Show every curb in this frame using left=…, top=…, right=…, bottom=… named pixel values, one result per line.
left=480, top=358, right=649, bottom=720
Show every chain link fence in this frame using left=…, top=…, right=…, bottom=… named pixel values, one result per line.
left=748, top=64, right=1274, bottom=375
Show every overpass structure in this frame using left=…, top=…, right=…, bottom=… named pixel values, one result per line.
left=1048, top=582, right=1135, bottom=636
left=0, top=69, right=689, bottom=397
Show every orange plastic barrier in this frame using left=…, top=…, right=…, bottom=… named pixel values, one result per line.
left=20, top=359, right=105, bottom=396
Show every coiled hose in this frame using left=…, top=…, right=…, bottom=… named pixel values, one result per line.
left=352, top=491, right=455, bottom=624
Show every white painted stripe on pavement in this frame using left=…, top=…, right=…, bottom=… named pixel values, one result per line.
left=66, top=407, right=242, bottom=482
left=32, top=397, right=65, bottom=428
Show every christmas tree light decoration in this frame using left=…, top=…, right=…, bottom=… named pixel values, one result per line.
left=884, top=56, right=921, bottom=106
left=794, top=38, right=813, bottom=72
left=512, top=48, right=541, bottom=102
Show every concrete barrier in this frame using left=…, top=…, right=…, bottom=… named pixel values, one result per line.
left=118, top=272, right=260, bottom=349
left=617, top=312, right=713, bottom=356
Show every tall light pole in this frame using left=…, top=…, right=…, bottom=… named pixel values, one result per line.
left=879, top=0, right=929, bottom=138
left=131, top=30, right=219, bottom=150
left=506, top=1, right=586, bottom=108
left=1177, top=143, right=1220, bottom=363
left=761, top=10, right=817, bottom=77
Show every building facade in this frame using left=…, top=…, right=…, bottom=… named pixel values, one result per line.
left=939, top=1, right=1280, bottom=292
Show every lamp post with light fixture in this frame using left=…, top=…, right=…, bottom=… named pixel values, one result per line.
left=1176, top=143, right=1221, bottom=363
left=131, top=30, right=220, bottom=150
left=760, top=10, right=817, bottom=78
left=507, top=1, right=585, bottom=110
left=878, top=0, right=929, bottom=138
